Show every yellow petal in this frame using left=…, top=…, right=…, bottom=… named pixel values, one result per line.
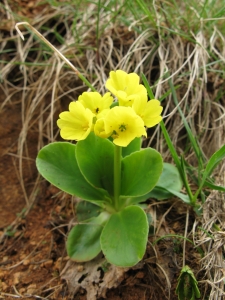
left=105, top=70, right=147, bottom=107
left=57, top=101, right=94, bottom=140
left=132, top=93, right=148, bottom=115
left=94, top=118, right=111, bottom=138
left=104, top=106, right=146, bottom=147
left=78, top=92, right=113, bottom=115
left=143, top=100, right=163, bottom=127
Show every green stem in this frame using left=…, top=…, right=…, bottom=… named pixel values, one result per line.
left=114, top=145, right=122, bottom=211
left=79, top=73, right=96, bottom=91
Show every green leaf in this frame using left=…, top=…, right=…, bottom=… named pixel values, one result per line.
left=148, top=163, right=183, bottom=200
left=119, top=161, right=182, bottom=204
left=100, top=206, right=148, bottom=267
left=176, top=265, right=201, bottom=300
left=119, top=192, right=151, bottom=207
left=76, top=201, right=103, bottom=222
left=122, top=137, right=141, bottom=157
left=36, top=142, right=110, bottom=204
left=121, top=148, right=163, bottom=197
left=204, top=180, right=225, bottom=192
left=163, top=188, right=191, bottom=204
left=136, top=164, right=192, bottom=205
left=145, top=187, right=170, bottom=201
left=76, top=132, right=114, bottom=196
left=191, top=278, right=201, bottom=298
left=202, top=144, right=225, bottom=183
left=193, top=144, right=225, bottom=202
left=67, top=212, right=110, bottom=262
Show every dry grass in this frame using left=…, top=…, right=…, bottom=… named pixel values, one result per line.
left=0, top=0, right=225, bottom=299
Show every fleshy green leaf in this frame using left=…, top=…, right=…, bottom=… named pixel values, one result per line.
left=121, top=148, right=163, bottom=197
left=36, top=142, right=110, bottom=204
left=100, top=206, right=148, bottom=267
left=119, top=194, right=151, bottom=206
left=161, top=188, right=191, bottom=204
left=146, top=187, right=170, bottom=201
left=119, top=186, right=179, bottom=206
left=67, top=212, right=110, bottom=262
left=125, top=163, right=189, bottom=205
left=76, top=201, right=103, bottom=222
left=148, top=163, right=183, bottom=200
left=76, top=132, right=114, bottom=196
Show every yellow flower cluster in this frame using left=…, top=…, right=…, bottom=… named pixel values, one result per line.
left=57, top=70, right=163, bottom=147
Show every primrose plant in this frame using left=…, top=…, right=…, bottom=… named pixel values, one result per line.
left=37, top=70, right=165, bottom=267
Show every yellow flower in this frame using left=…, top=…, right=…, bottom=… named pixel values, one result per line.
left=104, top=106, right=146, bottom=147
left=105, top=70, right=147, bottom=107
left=94, top=109, right=111, bottom=138
left=94, top=118, right=111, bottom=139
left=57, top=101, right=94, bottom=140
left=132, top=95, right=163, bottom=127
left=78, top=92, right=113, bottom=118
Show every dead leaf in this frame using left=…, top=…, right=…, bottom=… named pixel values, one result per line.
left=61, top=254, right=129, bottom=300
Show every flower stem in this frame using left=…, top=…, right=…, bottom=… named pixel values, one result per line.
left=114, top=145, right=122, bottom=211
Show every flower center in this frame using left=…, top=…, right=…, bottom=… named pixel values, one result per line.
left=119, top=123, right=127, bottom=132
